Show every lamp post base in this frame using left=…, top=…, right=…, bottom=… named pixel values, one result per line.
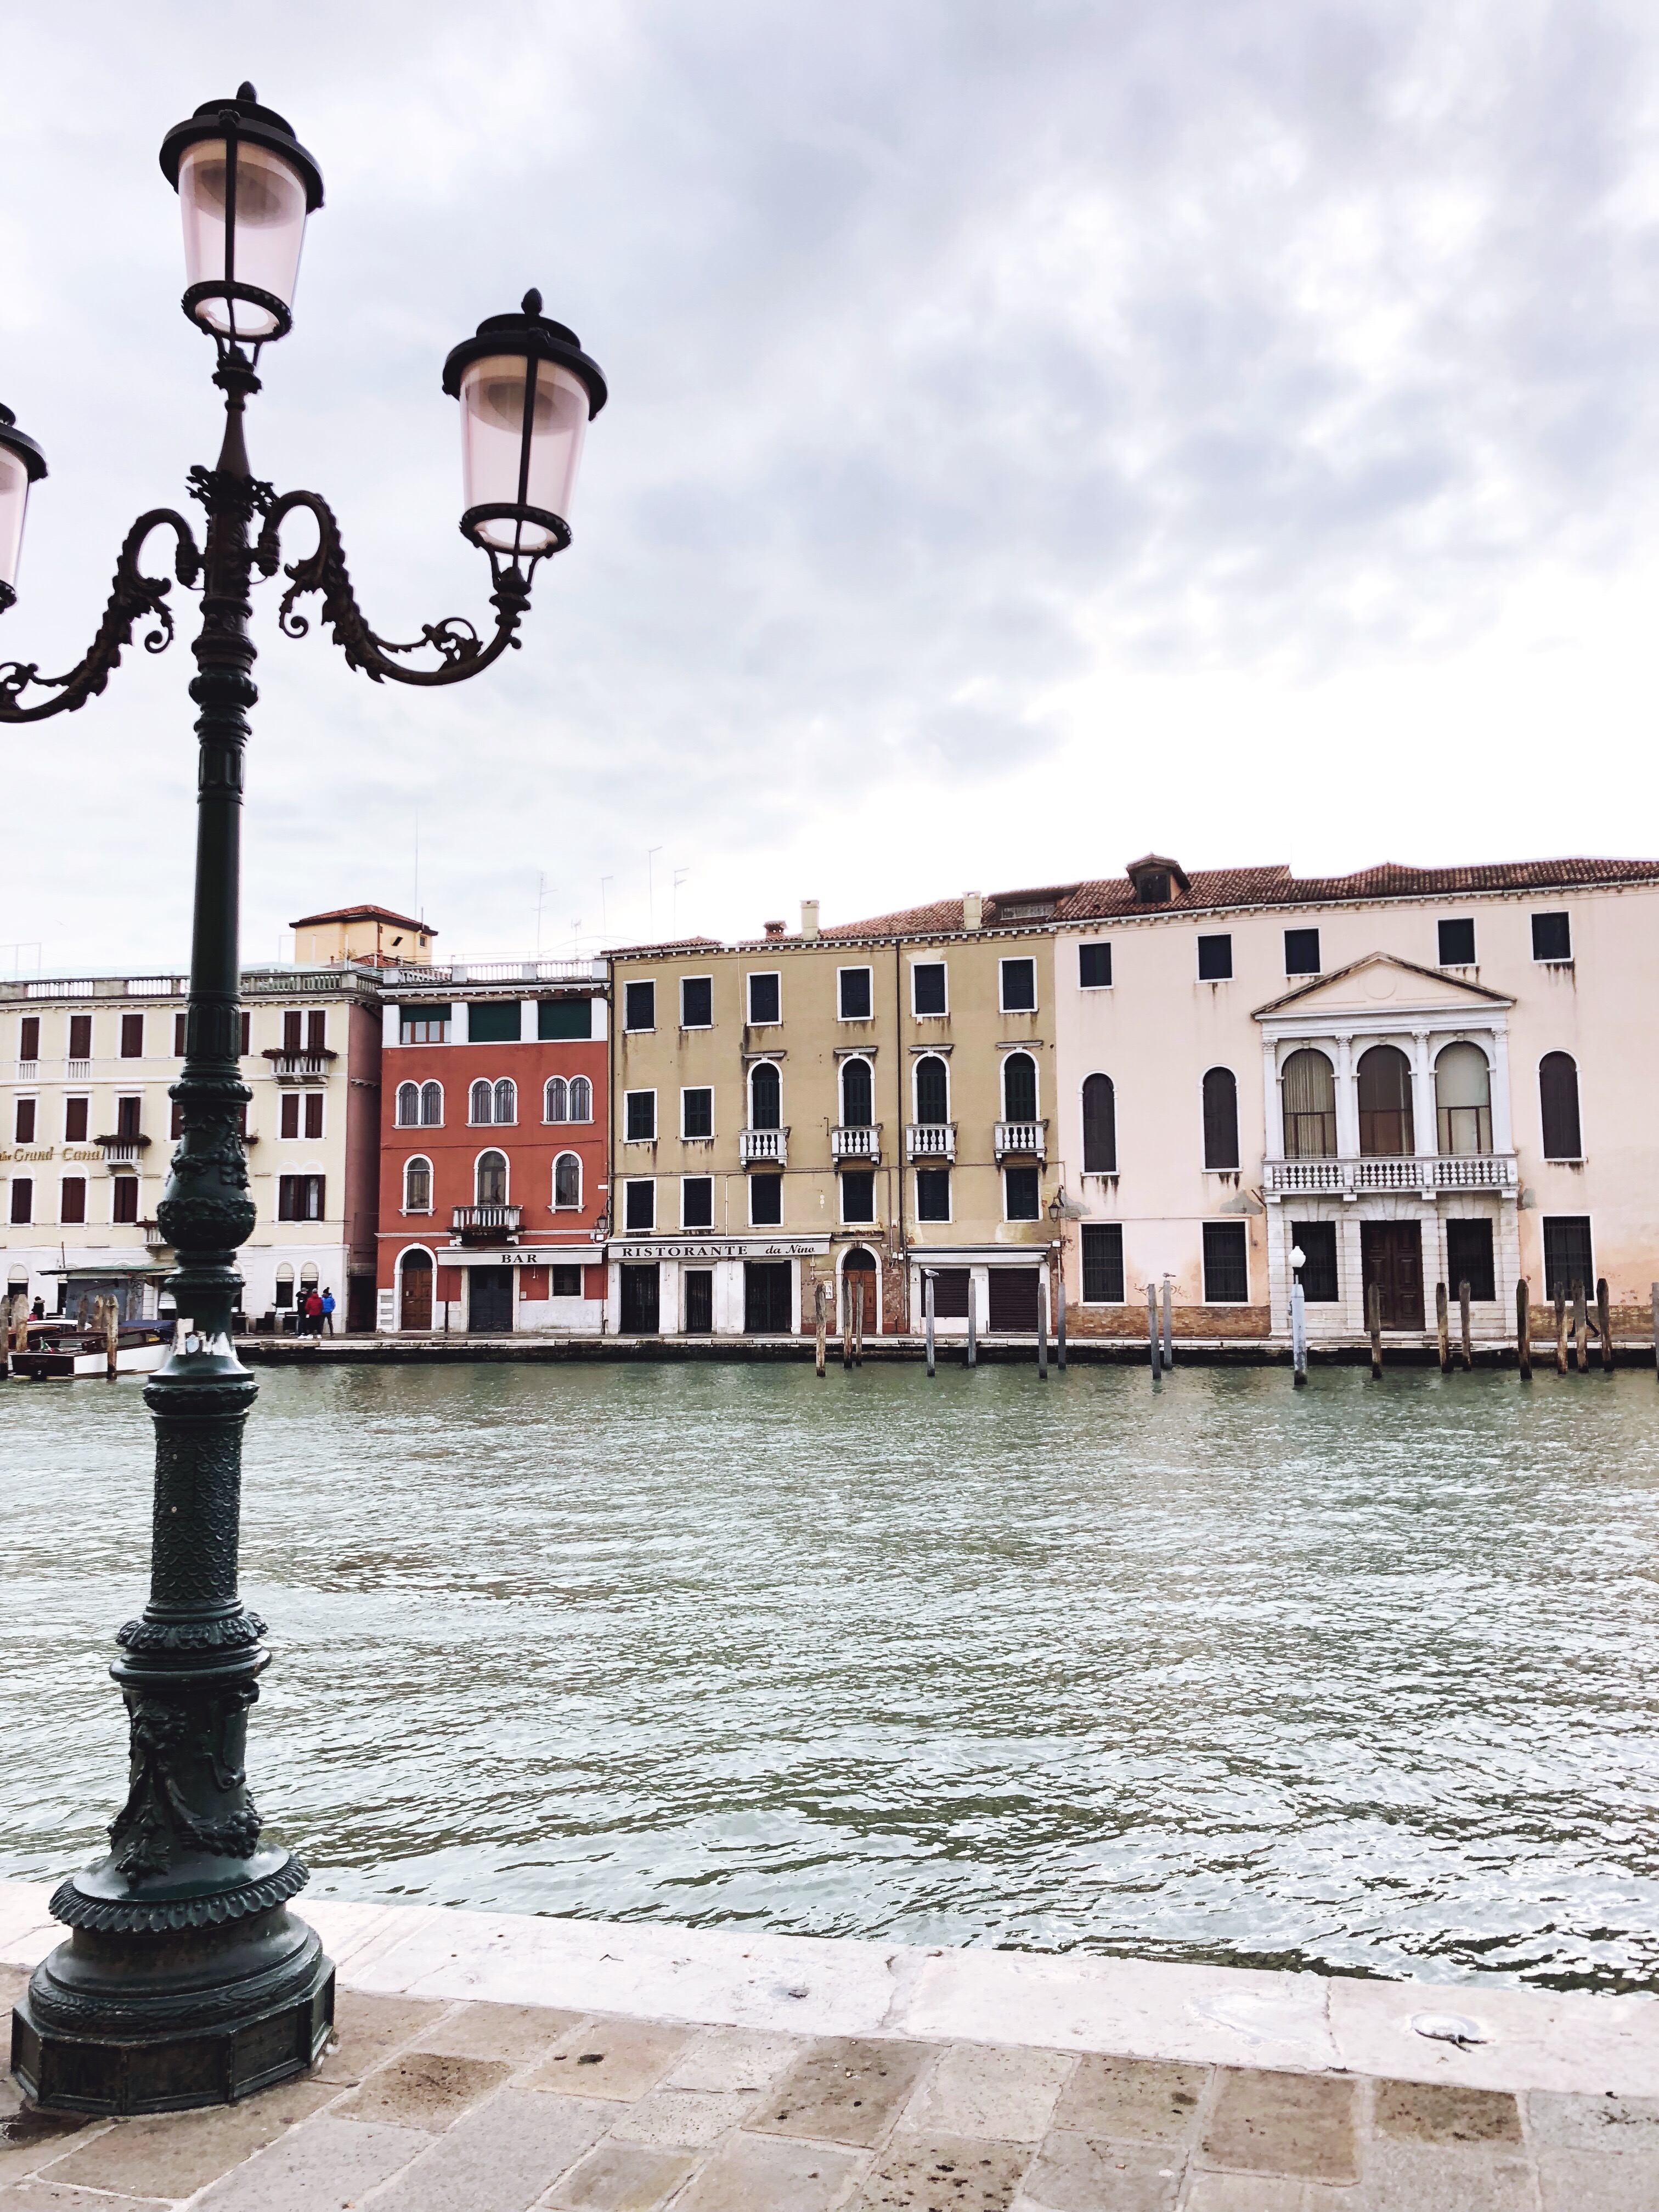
left=10, top=1904, right=333, bottom=2115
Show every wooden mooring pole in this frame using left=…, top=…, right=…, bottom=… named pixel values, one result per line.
left=1652, top=1282, right=1658, bottom=1381
left=1161, top=1278, right=1173, bottom=1371
left=103, top=1295, right=119, bottom=1382
left=842, top=1279, right=853, bottom=1370
left=1367, top=1282, right=1383, bottom=1379
left=1056, top=1268, right=1066, bottom=1372
left=1037, top=1281, right=1048, bottom=1380
left=966, top=1282, right=977, bottom=1368
left=815, top=1282, right=827, bottom=1377
left=924, top=1271, right=935, bottom=1378
left=1554, top=1284, right=1568, bottom=1375
left=1147, top=1284, right=1159, bottom=1380
left=1597, top=1277, right=1612, bottom=1373
left=854, top=1279, right=864, bottom=1368
left=1436, top=1282, right=1450, bottom=1374
left=1573, top=1278, right=1588, bottom=1374
left=1516, top=1278, right=1532, bottom=1380
left=1459, top=1279, right=1472, bottom=1372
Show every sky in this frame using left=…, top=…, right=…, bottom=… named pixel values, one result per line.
left=4, top=0, right=1659, bottom=972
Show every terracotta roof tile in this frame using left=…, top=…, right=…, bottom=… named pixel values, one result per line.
left=289, top=903, right=433, bottom=934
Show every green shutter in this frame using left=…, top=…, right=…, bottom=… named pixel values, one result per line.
left=538, top=997, right=593, bottom=1040
left=467, top=1001, right=522, bottom=1043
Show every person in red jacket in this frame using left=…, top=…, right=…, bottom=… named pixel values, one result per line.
left=302, top=1288, right=324, bottom=1337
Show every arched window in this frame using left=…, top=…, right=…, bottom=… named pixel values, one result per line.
left=841, top=1058, right=873, bottom=1128
left=1539, top=1051, right=1582, bottom=1160
left=394, top=1081, right=419, bottom=1126
left=1202, top=1067, right=1239, bottom=1170
left=568, top=1075, right=591, bottom=1121
left=1357, top=1045, right=1414, bottom=1156
left=842, top=1245, right=877, bottom=1330
left=300, top=1262, right=319, bottom=1293
left=469, top=1079, right=493, bottom=1125
left=1082, top=1073, right=1116, bottom=1173
left=545, top=1076, right=568, bottom=1123
left=420, top=1081, right=443, bottom=1127
left=275, top=1262, right=295, bottom=1310
left=476, top=1150, right=508, bottom=1204
left=403, top=1156, right=432, bottom=1212
left=915, top=1055, right=949, bottom=1124
left=553, top=1152, right=581, bottom=1209
left=493, top=1078, right=516, bottom=1125
left=1002, top=1052, right=1037, bottom=1122
left=750, top=1061, right=781, bottom=1130
left=1436, top=1043, right=1492, bottom=1156
left=1282, top=1049, right=1336, bottom=1158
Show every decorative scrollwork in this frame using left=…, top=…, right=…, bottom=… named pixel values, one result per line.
left=0, top=511, right=201, bottom=722
left=255, top=489, right=534, bottom=686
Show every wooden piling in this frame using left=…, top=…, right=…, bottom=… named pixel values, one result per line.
left=1652, top=1282, right=1658, bottom=1380
left=1516, top=1278, right=1532, bottom=1380
left=842, top=1280, right=853, bottom=1370
left=1554, top=1282, right=1568, bottom=1374
left=1436, top=1282, right=1450, bottom=1374
left=1573, top=1278, right=1588, bottom=1373
left=1037, top=1281, right=1048, bottom=1380
left=924, top=1271, right=935, bottom=1378
left=815, top=1281, right=826, bottom=1378
left=966, top=1282, right=977, bottom=1368
left=1056, top=1268, right=1067, bottom=1372
left=1160, top=1279, right=1173, bottom=1371
left=1596, top=1277, right=1612, bottom=1373
left=854, top=1279, right=864, bottom=1367
left=1459, top=1279, right=1472, bottom=1372
left=102, top=1294, right=119, bottom=1381
left=1148, top=1284, right=1159, bottom=1379
left=1367, top=1282, right=1383, bottom=1378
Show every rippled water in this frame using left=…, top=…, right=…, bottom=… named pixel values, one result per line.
left=4, top=1359, right=1658, bottom=1991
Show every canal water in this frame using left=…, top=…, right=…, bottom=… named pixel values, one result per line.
left=3, top=1361, right=1658, bottom=1993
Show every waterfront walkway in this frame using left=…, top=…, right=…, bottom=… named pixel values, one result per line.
left=5, top=1881, right=1658, bottom=2207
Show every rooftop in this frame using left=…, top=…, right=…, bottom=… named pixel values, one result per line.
left=289, top=904, right=435, bottom=936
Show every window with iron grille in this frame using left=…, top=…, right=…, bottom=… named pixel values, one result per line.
left=624, top=980, right=656, bottom=1031
left=1284, top=928, right=1321, bottom=976
left=1445, top=1218, right=1496, bottom=1302
left=1203, top=1221, right=1249, bottom=1302
left=1289, top=1221, right=1338, bottom=1302
left=1438, top=918, right=1476, bottom=966
left=1532, top=912, right=1571, bottom=962
left=1543, top=1216, right=1593, bottom=1303
left=1081, top=1222, right=1124, bottom=1303
left=1079, top=943, right=1111, bottom=989
left=1197, top=935, right=1232, bottom=981
left=625, top=1091, right=657, bottom=1142
left=551, top=1265, right=583, bottom=1297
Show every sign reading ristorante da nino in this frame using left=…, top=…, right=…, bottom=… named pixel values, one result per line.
left=608, top=1239, right=827, bottom=1262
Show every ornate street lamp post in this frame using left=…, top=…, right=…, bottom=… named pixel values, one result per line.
left=3, top=85, right=605, bottom=2115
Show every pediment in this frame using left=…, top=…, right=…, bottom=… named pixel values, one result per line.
left=1254, top=953, right=1511, bottom=1023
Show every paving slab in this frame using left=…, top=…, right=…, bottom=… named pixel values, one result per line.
left=611, top=2084, right=764, bottom=2146
left=855, top=2130, right=1032, bottom=2209
left=191, top=2113, right=428, bottom=2209
left=544, top=2137, right=701, bottom=2209
left=358, top=2085, right=613, bottom=2212
left=309, top=1987, right=448, bottom=2086
left=1372, top=2075, right=1522, bottom=2144
left=905, top=2044, right=1073, bottom=2142
left=40, top=2079, right=331, bottom=2197
left=1328, top=1971, right=1659, bottom=2095
left=671, top=2130, right=867, bottom=2211
left=523, top=2019, right=690, bottom=2099
left=1537, top=2146, right=1659, bottom=2211
left=1051, top=2053, right=1206, bottom=2143
left=330, top=2047, right=513, bottom=2131
left=1528, top=2089, right=1659, bottom=2151
left=1359, top=2137, right=1538, bottom=2210
left=1198, top=2067, right=1359, bottom=2183
left=1013, top=2130, right=1183, bottom=2211
left=0, top=2183, right=174, bottom=2211
left=411, top=1997, right=589, bottom=2065
left=664, top=2027, right=806, bottom=2093
left=751, top=2037, right=940, bottom=2147
left=0, top=2098, right=97, bottom=2183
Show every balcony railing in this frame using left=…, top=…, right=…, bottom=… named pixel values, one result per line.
left=264, top=1049, right=338, bottom=1083
left=740, top=1127, right=788, bottom=1167
left=994, top=1120, right=1048, bottom=1161
left=65, top=1059, right=91, bottom=1080
left=906, top=1122, right=957, bottom=1163
left=96, top=1136, right=150, bottom=1165
left=1265, top=1154, right=1517, bottom=1195
left=451, top=1203, right=523, bottom=1240
left=16, top=1060, right=37, bottom=1079
left=140, top=1219, right=171, bottom=1249
left=381, top=957, right=606, bottom=988
left=832, top=1125, right=881, bottom=1162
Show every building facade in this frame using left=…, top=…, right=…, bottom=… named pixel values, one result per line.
left=375, top=960, right=610, bottom=1334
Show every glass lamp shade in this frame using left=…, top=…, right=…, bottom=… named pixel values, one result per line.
left=160, top=86, right=323, bottom=342
left=443, top=292, right=606, bottom=562
left=0, top=405, right=47, bottom=600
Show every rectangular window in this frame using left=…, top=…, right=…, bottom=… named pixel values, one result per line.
left=1290, top=1221, right=1339, bottom=1302
left=467, top=1000, right=521, bottom=1044
left=68, top=1014, right=91, bottom=1059
left=1438, top=918, right=1476, bottom=967
left=277, top=1174, right=325, bottom=1221
left=1078, top=943, right=1111, bottom=990
left=749, top=1172, right=783, bottom=1226
left=912, top=962, right=947, bottom=1016
left=19, top=1014, right=40, bottom=1061
left=1532, top=911, right=1572, bottom=963
left=680, top=976, right=713, bottom=1029
left=280, top=1092, right=300, bottom=1139
left=240, top=1011, right=251, bottom=1056
left=171, top=1099, right=184, bottom=1140
left=14, top=1098, right=35, bottom=1144
left=840, top=1169, right=876, bottom=1223
left=303, top=1092, right=324, bottom=1139
left=306, top=1010, right=326, bottom=1052
left=681, top=1176, right=714, bottom=1229
left=64, top=1096, right=88, bottom=1142
left=284, top=1010, right=302, bottom=1052
left=624, top=979, right=656, bottom=1031
left=60, top=1177, right=87, bottom=1225
left=1203, top=1221, right=1250, bottom=1302
left=9, top=1178, right=32, bottom=1224
left=624, top=1179, right=656, bottom=1232
left=551, top=1263, right=583, bottom=1297
left=1081, top=1222, right=1125, bottom=1303
left=399, top=1005, right=452, bottom=1044
left=1197, top=934, right=1233, bottom=981
left=1542, top=1216, right=1593, bottom=1302
left=538, top=997, right=592, bottom=1040
left=915, top=1167, right=951, bottom=1221
left=1003, top=1164, right=1040, bottom=1220
left=120, top=1013, right=144, bottom=1058
left=111, top=1176, right=139, bottom=1224
left=838, top=967, right=873, bottom=1020
left=624, top=1090, right=657, bottom=1142
left=173, top=1012, right=188, bottom=1056
left=681, top=1087, right=713, bottom=1139
left=1445, top=1218, right=1496, bottom=1302
left=116, top=1096, right=141, bottom=1139
left=1000, top=957, right=1037, bottom=1012
left=748, top=972, right=781, bottom=1025
left=1284, top=928, right=1321, bottom=977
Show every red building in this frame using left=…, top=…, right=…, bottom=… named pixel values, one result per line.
left=375, top=962, right=609, bottom=1333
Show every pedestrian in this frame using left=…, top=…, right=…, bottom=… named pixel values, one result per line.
left=320, top=1286, right=336, bottom=1337
left=303, top=1287, right=324, bottom=1337
left=30, top=1296, right=45, bottom=1321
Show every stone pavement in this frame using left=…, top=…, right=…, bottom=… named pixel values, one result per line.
left=6, top=1883, right=1659, bottom=2209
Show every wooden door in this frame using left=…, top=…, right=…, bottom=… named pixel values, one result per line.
left=988, top=1268, right=1040, bottom=1333
left=469, top=1267, right=515, bottom=1333
left=1360, top=1223, right=1424, bottom=1329
left=683, top=1269, right=713, bottom=1333
left=399, top=1254, right=432, bottom=1331
left=744, top=1262, right=791, bottom=1334
left=620, top=1263, right=660, bottom=1335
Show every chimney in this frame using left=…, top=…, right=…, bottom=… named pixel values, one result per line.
left=962, top=891, right=983, bottom=932
left=800, top=899, right=820, bottom=940
left=764, top=919, right=786, bottom=939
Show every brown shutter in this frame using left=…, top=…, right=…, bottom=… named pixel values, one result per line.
left=240, top=1012, right=251, bottom=1056
left=283, top=1010, right=302, bottom=1052
left=306, top=1010, right=326, bottom=1052
left=60, top=1178, right=87, bottom=1224
left=112, top=1176, right=138, bottom=1224
left=69, top=1014, right=91, bottom=1058
left=1539, top=1053, right=1582, bottom=1160
left=280, top=1093, right=300, bottom=1139
left=173, top=1012, right=188, bottom=1056
left=120, top=1013, right=144, bottom=1058
left=64, top=1097, right=88, bottom=1142
left=15, top=1099, right=35, bottom=1143
left=117, top=1096, right=140, bottom=1139
left=304, top=1092, right=323, bottom=1139
left=19, top=1016, right=40, bottom=1060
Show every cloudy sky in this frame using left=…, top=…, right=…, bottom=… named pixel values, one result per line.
left=4, top=0, right=1658, bottom=971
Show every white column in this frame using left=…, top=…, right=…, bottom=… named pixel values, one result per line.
left=1488, top=1024, right=1515, bottom=1156
left=659, top=1259, right=681, bottom=1335
left=1410, top=1029, right=1435, bottom=1163
left=520, top=999, right=537, bottom=1042
left=1261, top=1042, right=1282, bottom=1162
left=1334, top=1033, right=1359, bottom=1158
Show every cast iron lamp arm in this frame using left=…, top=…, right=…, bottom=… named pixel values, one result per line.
left=0, top=510, right=201, bottom=722
left=254, top=488, right=533, bottom=687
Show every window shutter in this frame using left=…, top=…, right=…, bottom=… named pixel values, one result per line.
left=112, top=1176, right=138, bottom=1224
left=304, top=1092, right=324, bottom=1139
left=306, top=1010, right=326, bottom=1052
left=1201, top=1068, right=1239, bottom=1170
left=240, top=1011, right=251, bottom=1056
left=1539, top=1053, right=1581, bottom=1159
left=1081, top=1074, right=1116, bottom=1172
left=280, top=1093, right=300, bottom=1139
left=121, top=1013, right=144, bottom=1057
left=60, top=1177, right=87, bottom=1225
left=538, top=997, right=592, bottom=1040
left=19, top=1015, right=40, bottom=1060
left=283, top=1011, right=302, bottom=1052
left=14, top=1099, right=35, bottom=1144
left=173, top=1012, right=188, bottom=1056
left=69, top=1014, right=91, bottom=1058
left=65, top=1097, right=88, bottom=1142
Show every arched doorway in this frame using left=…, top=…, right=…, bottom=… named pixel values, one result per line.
left=399, top=1249, right=433, bottom=1331
left=842, top=1245, right=877, bottom=1334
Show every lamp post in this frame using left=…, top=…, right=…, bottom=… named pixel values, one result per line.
left=3, top=84, right=605, bottom=2115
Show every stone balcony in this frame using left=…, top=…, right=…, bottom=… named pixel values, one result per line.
left=906, top=1122, right=956, bottom=1163
left=1266, top=1154, right=1518, bottom=1198
left=740, top=1128, right=788, bottom=1168
left=994, top=1120, right=1048, bottom=1162
left=451, top=1203, right=523, bottom=1243
left=831, top=1125, right=881, bottom=1163
left=264, top=1048, right=338, bottom=1084
left=94, top=1135, right=150, bottom=1165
